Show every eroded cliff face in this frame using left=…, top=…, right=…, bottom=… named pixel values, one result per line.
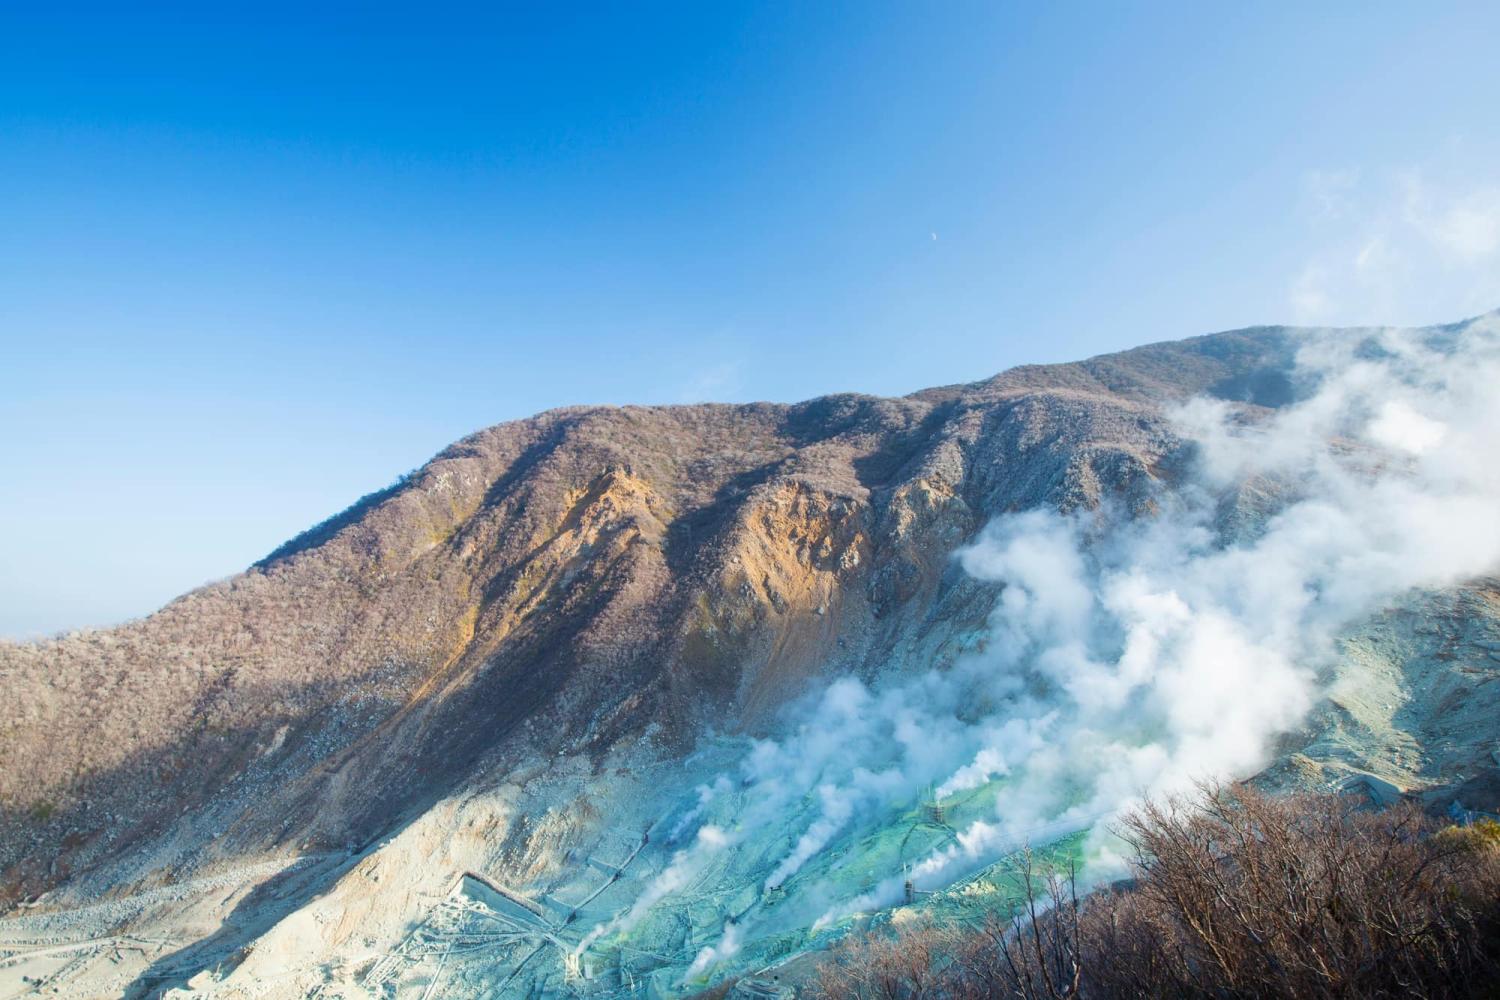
left=8, top=321, right=1498, bottom=998
left=1, top=328, right=1232, bottom=907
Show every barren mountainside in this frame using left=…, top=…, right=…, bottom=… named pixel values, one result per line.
left=3, top=320, right=1498, bottom=999
left=0, top=329, right=1291, bottom=892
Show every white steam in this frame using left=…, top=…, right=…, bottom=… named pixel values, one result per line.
left=685, top=920, right=743, bottom=980
left=830, top=320, right=1500, bottom=920
left=593, top=319, right=1500, bottom=969
left=574, top=823, right=731, bottom=958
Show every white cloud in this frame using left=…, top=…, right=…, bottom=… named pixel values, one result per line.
left=1288, top=166, right=1500, bottom=326
left=1404, top=177, right=1500, bottom=262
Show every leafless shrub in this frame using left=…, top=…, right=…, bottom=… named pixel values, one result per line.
left=1086, top=784, right=1500, bottom=999
left=945, top=850, right=1083, bottom=1000
left=809, top=917, right=953, bottom=1000
left=811, top=785, right=1500, bottom=1000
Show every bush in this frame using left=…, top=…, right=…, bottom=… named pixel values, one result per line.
left=1434, top=817, right=1500, bottom=855
left=810, top=785, right=1500, bottom=1000
left=811, top=917, right=955, bottom=1000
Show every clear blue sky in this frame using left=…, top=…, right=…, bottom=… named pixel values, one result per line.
left=4, top=2, right=1500, bottom=637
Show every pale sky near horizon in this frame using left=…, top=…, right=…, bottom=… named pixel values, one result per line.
left=4, top=3, right=1500, bottom=637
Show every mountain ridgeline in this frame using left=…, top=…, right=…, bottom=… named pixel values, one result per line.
left=3, top=319, right=1498, bottom=1000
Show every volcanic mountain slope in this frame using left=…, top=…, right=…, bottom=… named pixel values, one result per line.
left=2, top=318, right=1498, bottom=999
left=0, top=327, right=1281, bottom=890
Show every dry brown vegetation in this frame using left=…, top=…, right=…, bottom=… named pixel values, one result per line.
left=810, top=786, right=1500, bottom=1000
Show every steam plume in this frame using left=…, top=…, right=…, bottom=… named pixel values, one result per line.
left=613, top=319, right=1500, bottom=970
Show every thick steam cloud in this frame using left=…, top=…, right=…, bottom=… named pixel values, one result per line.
left=605, top=320, right=1500, bottom=974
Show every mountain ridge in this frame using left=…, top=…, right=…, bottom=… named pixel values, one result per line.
left=2, top=322, right=1299, bottom=904
left=5, top=316, right=1499, bottom=998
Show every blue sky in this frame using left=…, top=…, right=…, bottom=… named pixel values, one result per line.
left=4, top=3, right=1500, bottom=636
